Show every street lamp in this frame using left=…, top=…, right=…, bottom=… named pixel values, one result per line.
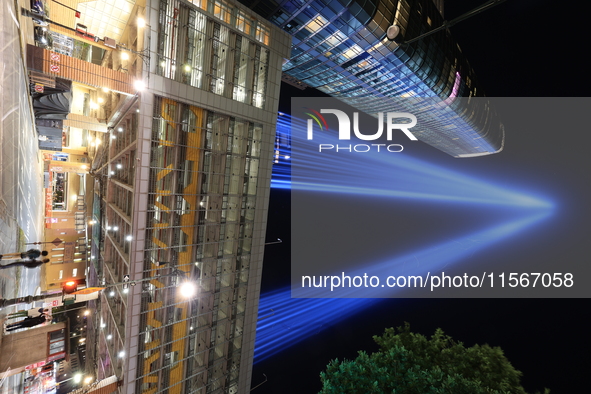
left=108, top=267, right=197, bottom=297
left=133, top=80, right=146, bottom=91
left=179, top=281, right=197, bottom=298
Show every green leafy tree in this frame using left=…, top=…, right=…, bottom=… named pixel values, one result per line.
left=319, top=323, right=548, bottom=394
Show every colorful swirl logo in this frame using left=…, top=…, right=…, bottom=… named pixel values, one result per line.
left=304, top=108, right=328, bottom=136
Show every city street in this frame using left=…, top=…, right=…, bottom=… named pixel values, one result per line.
left=0, top=3, right=45, bottom=391
left=0, top=0, right=44, bottom=304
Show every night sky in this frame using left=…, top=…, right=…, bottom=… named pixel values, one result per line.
left=253, top=1, right=590, bottom=393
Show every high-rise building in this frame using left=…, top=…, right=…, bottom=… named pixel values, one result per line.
left=88, top=2, right=290, bottom=393
left=27, top=0, right=289, bottom=393
left=237, top=0, right=504, bottom=157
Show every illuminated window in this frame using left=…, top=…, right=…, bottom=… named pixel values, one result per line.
left=341, top=44, right=363, bottom=59
left=325, top=31, right=347, bottom=48
left=73, top=268, right=78, bottom=277
left=395, top=0, right=410, bottom=34
left=252, top=47, right=269, bottom=108
left=213, top=1, right=231, bottom=23
left=236, top=11, right=251, bottom=35
left=304, top=14, right=328, bottom=33
left=401, top=90, right=417, bottom=98
left=59, top=270, right=63, bottom=279
left=255, top=23, right=270, bottom=46
left=188, top=0, right=206, bottom=10
left=232, top=36, right=250, bottom=103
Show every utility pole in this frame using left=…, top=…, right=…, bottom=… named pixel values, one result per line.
left=0, top=290, right=102, bottom=309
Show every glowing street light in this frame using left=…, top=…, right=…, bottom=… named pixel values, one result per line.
left=133, top=80, right=146, bottom=91
left=179, top=281, right=197, bottom=298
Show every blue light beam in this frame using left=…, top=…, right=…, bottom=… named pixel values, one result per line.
left=294, top=210, right=553, bottom=298
left=260, top=113, right=555, bottom=362
left=275, top=114, right=552, bottom=209
left=256, top=211, right=552, bottom=362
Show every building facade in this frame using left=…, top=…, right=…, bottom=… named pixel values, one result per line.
left=74, top=1, right=290, bottom=394
left=18, top=0, right=287, bottom=391
left=238, top=0, right=504, bottom=157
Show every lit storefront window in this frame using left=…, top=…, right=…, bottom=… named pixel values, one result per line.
left=52, top=172, right=68, bottom=210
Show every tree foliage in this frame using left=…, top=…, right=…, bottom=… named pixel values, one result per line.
left=319, top=323, right=547, bottom=394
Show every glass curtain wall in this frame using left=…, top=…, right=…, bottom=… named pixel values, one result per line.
left=134, top=96, right=262, bottom=394
left=157, top=0, right=271, bottom=109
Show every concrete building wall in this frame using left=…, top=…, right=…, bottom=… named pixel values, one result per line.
left=0, top=322, right=67, bottom=377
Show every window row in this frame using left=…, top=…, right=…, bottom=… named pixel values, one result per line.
left=157, top=0, right=270, bottom=108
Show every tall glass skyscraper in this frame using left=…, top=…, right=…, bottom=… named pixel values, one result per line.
left=237, top=0, right=504, bottom=157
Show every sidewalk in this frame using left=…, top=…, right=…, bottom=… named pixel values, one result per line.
left=0, top=0, right=44, bottom=302
left=0, top=1, right=45, bottom=391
